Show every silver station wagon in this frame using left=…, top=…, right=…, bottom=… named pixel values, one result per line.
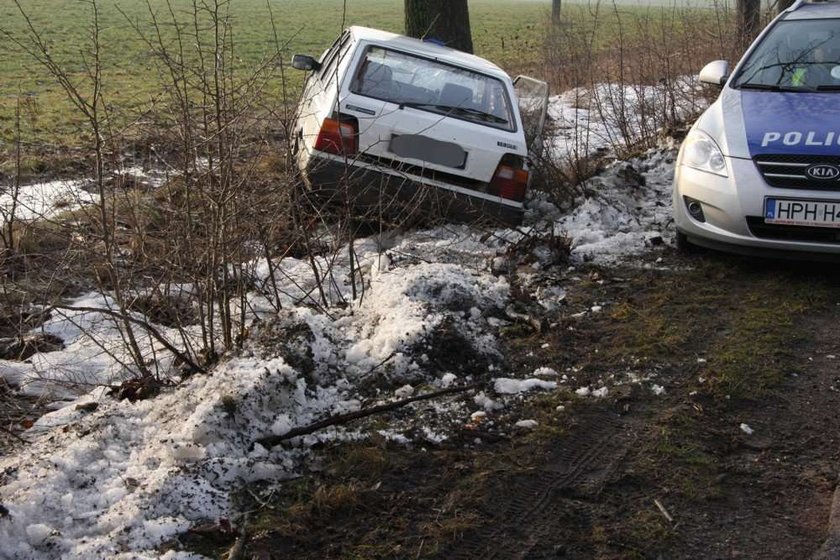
left=291, top=26, right=548, bottom=225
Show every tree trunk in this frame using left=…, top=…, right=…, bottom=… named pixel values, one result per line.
left=737, top=0, right=761, bottom=48
left=404, top=0, right=473, bottom=54
left=552, top=0, right=561, bottom=26
left=777, top=0, right=795, bottom=13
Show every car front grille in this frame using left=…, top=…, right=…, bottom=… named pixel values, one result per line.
left=746, top=216, right=840, bottom=243
left=754, top=154, right=840, bottom=191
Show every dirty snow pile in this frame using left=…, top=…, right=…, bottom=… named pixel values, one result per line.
left=547, top=79, right=702, bottom=157
left=531, top=79, right=701, bottom=263
left=0, top=229, right=520, bottom=559
left=535, top=149, right=678, bottom=262
left=1, top=292, right=192, bottom=401
left=0, top=85, right=688, bottom=558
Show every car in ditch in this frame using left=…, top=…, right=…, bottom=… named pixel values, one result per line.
left=673, top=0, right=840, bottom=259
left=291, top=26, right=548, bottom=225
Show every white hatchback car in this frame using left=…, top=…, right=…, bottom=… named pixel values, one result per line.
left=674, top=0, right=840, bottom=259
left=291, top=26, right=548, bottom=225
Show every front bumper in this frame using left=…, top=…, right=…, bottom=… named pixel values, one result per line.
left=673, top=157, right=840, bottom=260
left=298, top=150, right=525, bottom=226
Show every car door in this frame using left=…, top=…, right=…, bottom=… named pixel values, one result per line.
left=513, top=76, right=549, bottom=154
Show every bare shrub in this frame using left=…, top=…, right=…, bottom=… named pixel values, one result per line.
left=0, top=0, right=308, bottom=386
left=538, top=0, right=742, bottom=201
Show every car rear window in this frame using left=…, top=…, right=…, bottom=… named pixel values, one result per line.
left=349, top=46, right=515, bottom=131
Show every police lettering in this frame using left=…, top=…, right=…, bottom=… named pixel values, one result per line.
left=762, top=131, right=839, bottom=147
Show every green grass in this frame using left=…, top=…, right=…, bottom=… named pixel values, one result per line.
left=0, top=0, right=553, bottom=151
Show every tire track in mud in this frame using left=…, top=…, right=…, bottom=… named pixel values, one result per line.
left=441, top=408, right=632, bottom=560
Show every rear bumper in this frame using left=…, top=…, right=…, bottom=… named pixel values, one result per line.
left=298, top=150, right=525, bottom=226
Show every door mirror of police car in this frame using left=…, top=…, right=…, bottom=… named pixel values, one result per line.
left=699, top=60, right=730, bottom=87
left=292, top=54, right=321, bottom=72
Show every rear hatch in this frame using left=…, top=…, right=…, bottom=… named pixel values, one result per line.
left=337, top=43, right=529, bottom=190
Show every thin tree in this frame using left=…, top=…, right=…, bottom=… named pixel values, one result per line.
left=404, top=0, right=473, bottom=54
left=737, top=0, right=760, bottom=48
left=777, top=0, right=795, bottom=13
left=552, top=0, right=561, bottom=26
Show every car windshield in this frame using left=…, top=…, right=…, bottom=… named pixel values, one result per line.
left=733, top=19, right=840, bottom=91
left=350, top=46, right=516, bottom=131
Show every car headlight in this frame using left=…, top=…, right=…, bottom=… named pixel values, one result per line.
left=681, top=129, right=728, bottom=177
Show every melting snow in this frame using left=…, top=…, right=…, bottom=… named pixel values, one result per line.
left=0, top=82, right=691, bottom=558
left=494, top=377, right=558, bottom=395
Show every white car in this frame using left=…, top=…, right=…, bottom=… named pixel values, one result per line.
left=673, top=0, right=840, bottom=259
left=291, top=26, right=548, bottom=225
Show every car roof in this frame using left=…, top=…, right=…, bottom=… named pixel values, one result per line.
left=784, top=0, right=840, bottom=20
left=346, top=26, right=509, bottom=79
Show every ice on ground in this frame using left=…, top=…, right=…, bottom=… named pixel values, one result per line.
left=591, top=387, right=609, bottom=398
left=494, top=377, right=558, bottom=395
left=533, top=367, right=559, bottom=377
left=0, top=179, right=96, bottom=224
left=474, top=391, right=503, bottom=412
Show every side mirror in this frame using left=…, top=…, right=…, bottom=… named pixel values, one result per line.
left=699, top=60, right=730, bottom=86
left=291, top=54, right=321, bottom=72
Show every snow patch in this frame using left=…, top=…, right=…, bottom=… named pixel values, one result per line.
left=494, top=377, right=558, bottom=395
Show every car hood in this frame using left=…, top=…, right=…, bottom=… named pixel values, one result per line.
left=741, top=90, right=840, bottom=157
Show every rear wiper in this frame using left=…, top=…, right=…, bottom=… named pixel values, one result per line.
left=737, top=82, right=815, bottom=92
left=399, top=101, right=508, bottom=124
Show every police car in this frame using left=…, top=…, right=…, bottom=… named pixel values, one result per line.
left=291, top=27, right=548, bottom=225
left=673, top=0, right=840, bottom=259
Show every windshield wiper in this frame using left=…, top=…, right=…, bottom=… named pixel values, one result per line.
left=737, top=82, right=816, bottom=92
left=398, top=101, right=508, bottom=124
left=816, top=84, right=840, bottom=91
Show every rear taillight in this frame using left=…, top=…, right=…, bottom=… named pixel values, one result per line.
left=314, top=117, right=357, bottom=155
left=489, top=163, right=529, bottom=202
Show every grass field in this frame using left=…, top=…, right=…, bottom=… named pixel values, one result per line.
left=0, top=0, right=551, bottom=149
left=0, top=0, right=729, bottom=170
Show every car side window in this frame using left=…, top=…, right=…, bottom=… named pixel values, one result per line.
left=319, top=31, right=350, bottom=83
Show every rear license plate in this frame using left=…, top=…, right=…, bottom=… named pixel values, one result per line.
left=764, top=198, right=840, bottom=228
left=389, top=134, right=467, bottom=169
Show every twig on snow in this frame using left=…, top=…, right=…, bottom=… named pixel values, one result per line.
left=256, top=383, right=481, bottom=448
left=0, top=424, right=29, bottom=444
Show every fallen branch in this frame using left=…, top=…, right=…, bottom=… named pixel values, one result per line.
left=256, top=382, right=481, bottom=448
left=50, top=304, right=206, bottom=376
left=0, top=424, right=29, bottom=444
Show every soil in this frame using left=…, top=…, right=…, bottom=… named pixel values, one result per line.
left=221, top=247, right=840, bottom=560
